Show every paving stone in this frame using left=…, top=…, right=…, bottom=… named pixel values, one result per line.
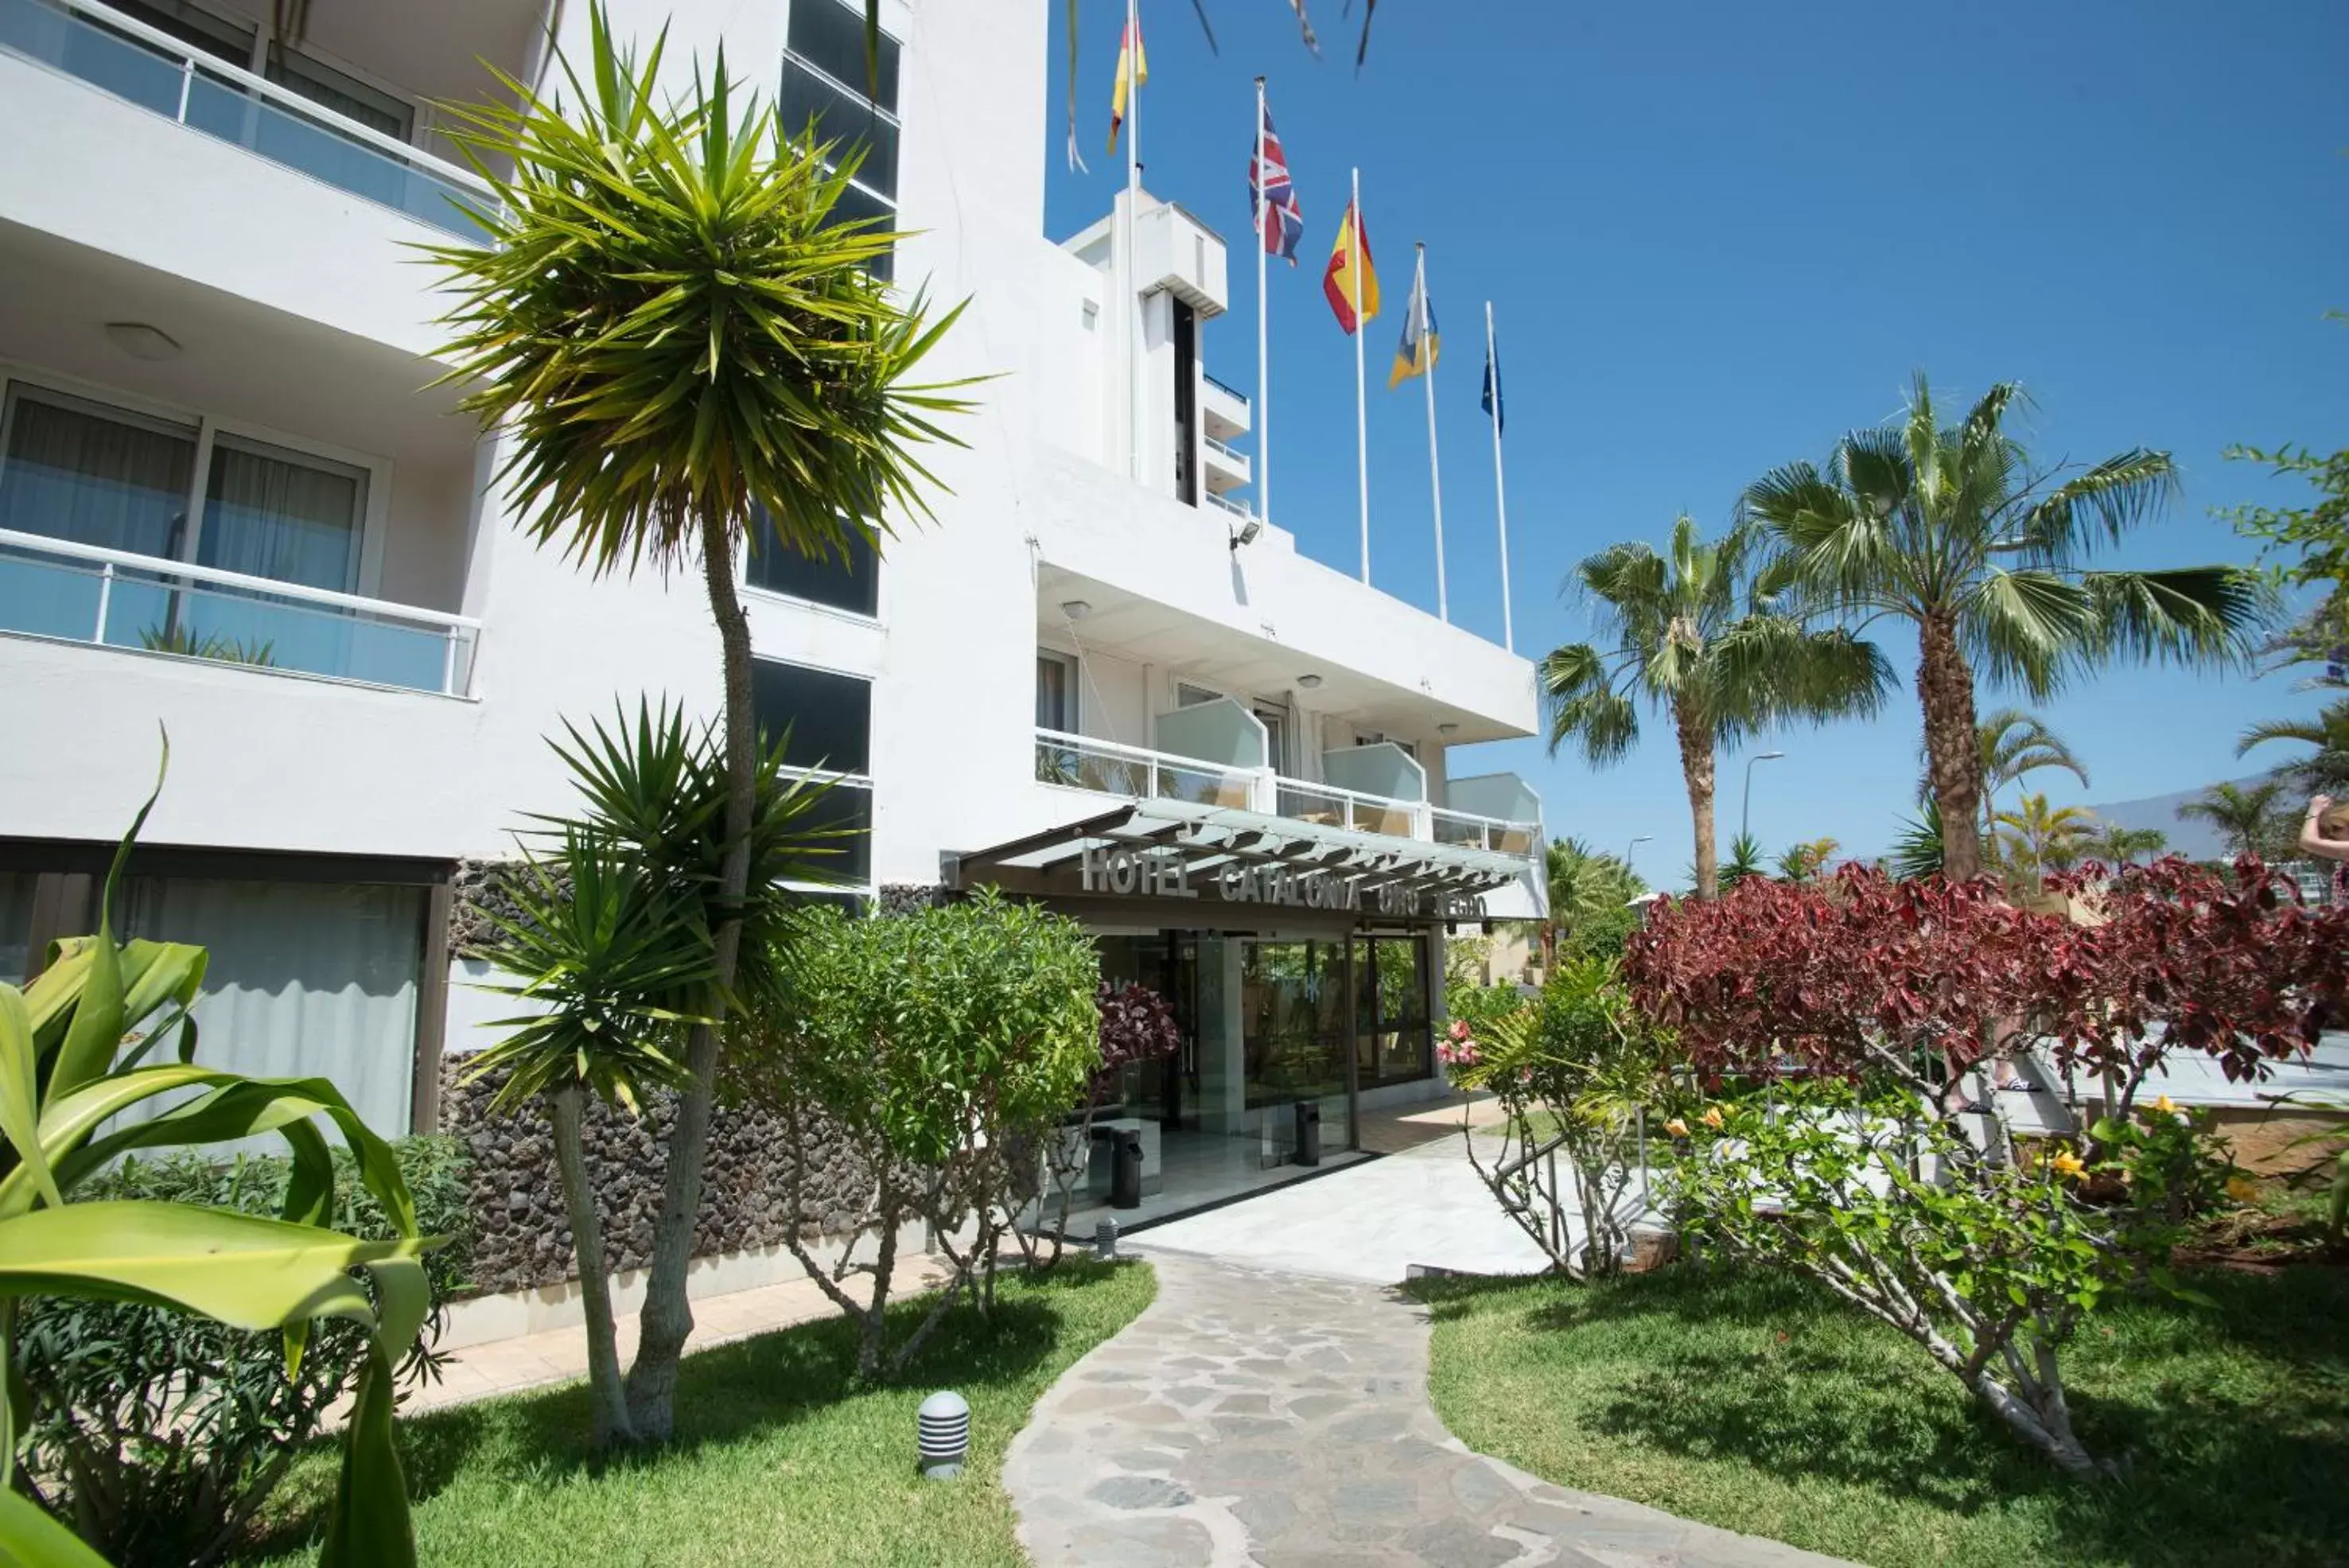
left=1002, top=1251, right=1860, bottom=1568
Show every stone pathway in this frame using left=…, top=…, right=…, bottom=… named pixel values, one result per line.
left=1004, top=1251, right=1853, bottom=1568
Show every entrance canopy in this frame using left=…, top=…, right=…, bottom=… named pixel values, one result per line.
left=944, top=800, right=1526, bottom=925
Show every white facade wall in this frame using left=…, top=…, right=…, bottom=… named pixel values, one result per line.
left=0, top=0, right=1545, bottom=1130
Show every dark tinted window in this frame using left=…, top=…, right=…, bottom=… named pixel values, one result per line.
left=111, top=0, right=255, bottom=66
left=823, top=178, right=895, bottom=282
left=746, top=506, right=879, bottom=616
left=780, top=64, right=898, bottom=198
left=751, top=658, right=870, bottom=776
left=786, top=0, right=899, bottom=108
left=795, top=782, right=873, bottom=885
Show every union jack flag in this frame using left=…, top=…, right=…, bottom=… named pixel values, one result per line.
left=1249, top=102, right=1304, bottom=264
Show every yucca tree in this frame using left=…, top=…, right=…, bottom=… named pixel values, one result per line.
left=1717, top=831, right=1771, bottom=889
left=428, top=10, right=968, bottom=1441
left=1888, top=800, right=1946, bottom=881
left=2177, top=780, right=2287, bottom=862
left=2239, top=696, right=2349, bottom=793
left=1542, top=516, right=1892, bottom=898
left=1746, top=375, right=2265, bottom=881
left=1994, top=792, right=2097, bottom=887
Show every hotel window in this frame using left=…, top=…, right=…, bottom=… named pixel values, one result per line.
left=752, top=656, right=874, bottom=888
left=783, top=0, right=902, bottom=281
left=1354, top=935, right=1433, bottom=1087
left=0, top=383, right=369, bottom=593
left=745, top=504, right=880, bottom=617
left=1035, top=649, right=1076, bottom=733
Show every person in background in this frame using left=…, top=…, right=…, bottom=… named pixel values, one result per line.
left=2298, top=795, right=2349, bottom=903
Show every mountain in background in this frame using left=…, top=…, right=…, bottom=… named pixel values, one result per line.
left=2079, top=776, right=2279, bottom=861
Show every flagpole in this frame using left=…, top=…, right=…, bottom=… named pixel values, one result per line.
left=1485, top=299, right=1513, bottom=652
left=1122, top=0, right=1141, bottom=484
left=1254, top=76, right=1270, bottom=531
left=1351, top=166, right=1369, bottom=584
left=1418, top=243, right=1448, bottom=623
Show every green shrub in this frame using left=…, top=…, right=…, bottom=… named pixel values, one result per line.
left=17, top=1138, right=473, bottom=1567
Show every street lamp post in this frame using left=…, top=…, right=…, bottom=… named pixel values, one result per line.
left=1740, top=751, right=1787, bottom=842
left=1626, top=833, right=1653, bottom=867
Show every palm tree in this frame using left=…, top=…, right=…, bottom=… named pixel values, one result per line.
left=2177, top=780, right=2287, bottom=862
left=2239, top=697, right=2349, bottom=793
left=1746, top=375, right=2265, bottom=881
left=429, top=11, right=968, bottom=1442
left=2091, top=824, right=2168, bottom=865
left=1994, top=792, right=2097, bottom=887
left=1542, top=837, right=1646, bottom=967
left=1924, top=708, right=2090, bottom=845
left=1775, top=835, right=1840, bottom=882
left=1542, top=516, right=1892, bottom=898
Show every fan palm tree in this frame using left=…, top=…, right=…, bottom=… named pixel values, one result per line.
left=2239, top=697, right=2349, bottom=793
left=428, top=10, right=969, bottom=1442
left=2091, top=823, right=2168, bottom=865
left=1746, top=375, right=2265, bottom=881
left=2177, top=780, right=2288, bottom=862
left=1922, top=708, right=2090, bottom=844
left=1994, top=792, right=2098, bottom=887
left=1542, top=516, right=1892, bottom=898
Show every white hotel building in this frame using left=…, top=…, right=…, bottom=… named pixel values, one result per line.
left=0, top=0, right=1544, bottom=1209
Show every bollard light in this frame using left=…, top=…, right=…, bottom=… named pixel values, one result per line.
left=1094, top=1218, right=1118, bottom=1260
left=917, top=1390, right=970, bottom=1480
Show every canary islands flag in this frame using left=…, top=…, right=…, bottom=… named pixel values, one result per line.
left=1109, top=18, right=1145, bottom=156
left=1389, top=251, right=1438, bottom=388
left=1321, top=200, right=1379, bottom=334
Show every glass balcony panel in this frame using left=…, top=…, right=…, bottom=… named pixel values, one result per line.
left=0, top=547, right=103, bottom=640
left=0, top=0, right=185, bottom=114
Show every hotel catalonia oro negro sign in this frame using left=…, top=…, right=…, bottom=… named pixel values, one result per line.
left=1079, top=841, right=1482, bottom=920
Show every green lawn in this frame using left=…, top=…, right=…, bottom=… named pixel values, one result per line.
left=1414, top=1262, right=2349, bottom=1568
left=240, top=1259, right=1154, bottom=1568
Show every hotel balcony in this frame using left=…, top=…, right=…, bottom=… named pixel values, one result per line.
left=1202, top=373, right=1250, bottom=441
left=0, top=0, right=533, bottom=354
left=1202, top=432, right=1251, bottom=495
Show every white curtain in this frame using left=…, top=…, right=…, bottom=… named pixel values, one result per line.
left=0, top=391, right=196, bottom=559
left=199, top=440, right=362, bottom=592
left=119, top=877, right=422, bottom=1142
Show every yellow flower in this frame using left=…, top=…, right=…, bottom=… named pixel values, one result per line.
left=2150, top=1095, right=2178, bottom=1117
left=2226, top=1176, right=2260, bottom=1204
left=1663, top=1118, right=1691, bottom=1138
left=2050, top=1150, right=2086, bottom=1181
left=1700, top=1106, right=1725, bottom=1130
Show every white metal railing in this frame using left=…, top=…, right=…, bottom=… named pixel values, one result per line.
left=1034, top=729, right=1262, bottom=811
left=1204, top=490, right=1254, bottom=521
left=1274, top=775, right=1423, bottom=840
left=1202, top=372, right=1250, bottom=407
left=0, top=527, right=480, bottom=697
left=1204, top=434, right=1250, bottom=465
left=2, top=0, right=496, bottom=238
left=1429, top=805, right=1542, bottom=858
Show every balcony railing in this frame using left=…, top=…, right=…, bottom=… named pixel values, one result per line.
left=0, top=528, right=480, bottom=697
left=1034, top=727, right=1540, bottom=862
left=1202, top=372, right=1251, bottom=407
left=1204, top=434, right=1249, bottom=465
left=1429, top=806, right=1541, bottom=858
left=1, top=0, right=496, bottom=239
left=1204, top=491, right=1254, bottom=521
left=1034, top=729, right=1258, bottom=810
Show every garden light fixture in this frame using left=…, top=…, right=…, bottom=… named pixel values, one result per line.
left=918, top=1390, right=970, bottom=1480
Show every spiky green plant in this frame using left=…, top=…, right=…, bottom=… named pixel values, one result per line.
left=426, top=8, right=968, bottom=1440
left=1746, top=375, right=2267, bottom=881
left=2176, top=780, right=2289, bottom=862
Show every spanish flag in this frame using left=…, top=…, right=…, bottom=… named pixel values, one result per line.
left=1322, top=200, right=1379, bottom=335
left=1108, top=18, right=1145, bottom=156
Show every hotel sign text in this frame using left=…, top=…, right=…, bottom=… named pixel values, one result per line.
left=1078, top=843, right=1483, bottom=920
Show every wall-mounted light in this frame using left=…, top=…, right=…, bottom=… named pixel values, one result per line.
left=104, top=321, right=181, bottom=362
left=1228, top=516, right=1262, bottom=551
left=1295, top=673, right=1323, bottom=690
left=1059, top=600, right=1092, bottom=621
left=1437, top=722, right=1460, bottom=738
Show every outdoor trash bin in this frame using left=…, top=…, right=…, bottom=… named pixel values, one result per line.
left=1293, top=1099, right=1320, bottom=1167
left=1094, top=1124, right=1144, bottom=1208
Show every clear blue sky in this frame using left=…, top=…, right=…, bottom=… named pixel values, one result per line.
left=1040, top=0, right=2348, bottom=890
